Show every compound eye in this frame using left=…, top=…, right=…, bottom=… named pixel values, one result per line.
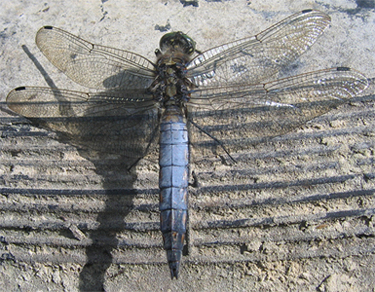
left=159, top=32, right=196, bottom=55
left=180, top=33, right=196, bottom=55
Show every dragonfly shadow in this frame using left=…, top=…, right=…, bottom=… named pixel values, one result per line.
left=75, top=154, right=139, bottom=291
left=19, top=45, right=150, bottom=291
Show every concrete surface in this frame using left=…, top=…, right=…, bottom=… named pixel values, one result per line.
left=0, top=0, right=374, bottom=291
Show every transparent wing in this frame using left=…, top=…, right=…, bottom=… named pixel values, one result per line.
left=36, top=26, right=156, bottom=90
left=187, top=67, right=369, bottom=156
left=7, top=87, right=160, bottom=166
left=187, top=10, right=331, bottom=87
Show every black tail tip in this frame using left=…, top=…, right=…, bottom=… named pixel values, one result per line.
left=169, top=261, right=180, bottom=279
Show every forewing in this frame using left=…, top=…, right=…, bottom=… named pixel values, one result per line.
left=187, top=68, right=369, bottom=156
left=187, top=10, right=331, bottom=87
left=7, top=87, right=160, bottom=166
left=36, top=26, right=155, bottom=90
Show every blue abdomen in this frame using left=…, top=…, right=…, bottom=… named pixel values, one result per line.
left=159, top=105, right=189, bottom=279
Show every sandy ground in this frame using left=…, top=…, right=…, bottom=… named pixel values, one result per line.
left=0, top=0, right=374, bottom=291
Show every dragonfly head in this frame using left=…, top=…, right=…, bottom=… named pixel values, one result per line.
left=159, top=31, right=196, bottom=55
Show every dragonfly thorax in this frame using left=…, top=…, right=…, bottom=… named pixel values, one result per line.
left=151, top=32, right=196, bottom=106
left=151, top=54, right=193, bottom=107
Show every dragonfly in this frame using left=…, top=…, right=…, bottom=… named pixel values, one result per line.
left=6, top=9, right=368, bottom=279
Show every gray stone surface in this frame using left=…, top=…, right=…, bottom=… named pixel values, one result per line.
left=0, top=0, right=374, bottom=291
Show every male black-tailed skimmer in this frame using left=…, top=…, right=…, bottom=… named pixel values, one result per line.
left=7, top=10, right=368, bottom=279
